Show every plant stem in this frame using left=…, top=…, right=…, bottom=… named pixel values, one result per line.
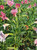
left=16, top=16, right=18, bottom=28
left=36, top=46, right=37, bottom=50
left=2, top=0, right=3, bottom=5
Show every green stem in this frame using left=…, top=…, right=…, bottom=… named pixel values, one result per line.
left=15, top=33, right=16, bottom=43
left=16, top=16, right=18, bottom=28
left=2, top=0, right=3, bottom=5
left=19, top=8, right=20, bottom=19
left=35, top=0, right=36, bottom=2
left=14, top=47, right=18, bottom=50
left=36, top=46, right=37, bottom=50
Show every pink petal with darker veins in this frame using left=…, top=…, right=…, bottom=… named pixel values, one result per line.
left=0, top=5, right=4, bottom=9
left=11, top=8, right=18, bottom=16
left=15, top=3, right=20, bottom=8
left=1, top=11, right=9, bottom=20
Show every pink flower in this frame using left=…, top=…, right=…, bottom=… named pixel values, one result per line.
left=27, top=5, right=31, bottom=9
left=11, top=8, right=18, bottom=16
left=34, top=39, right=37, bottom=46
left=0, top=5, right=4, bottom=9
left=1, top=11, right=9, bottom=20
left=28, top=1, right=31, bottom=3
left=32, top=27, right=37, bottom=33
left=34, top=3, right=36, bottom=7
left=15, top=3, right=20, bottom=8
left=24, top=0, right=28, bottom=4
left=7, top=0, right=14, bottom=7
left=21, top=1, right=23, bottom=4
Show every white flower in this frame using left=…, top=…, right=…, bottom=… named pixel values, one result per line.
left=3, top=23, right=10, bottom=30
left=0, top=31, right=9, bottom=42
left=34, top=21, right=37, bottom=24
left=0, top=31, right=5, bottom=42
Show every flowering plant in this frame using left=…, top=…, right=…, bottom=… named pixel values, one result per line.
left=0, top=0, right=37, bottom=50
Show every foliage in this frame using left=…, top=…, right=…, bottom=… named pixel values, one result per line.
left=0, top=0, right=37, bottom=50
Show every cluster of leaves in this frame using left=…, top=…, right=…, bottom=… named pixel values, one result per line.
left=0, top=42, right=7, bottom=50
left=0, top=0, right=37, bottom=50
